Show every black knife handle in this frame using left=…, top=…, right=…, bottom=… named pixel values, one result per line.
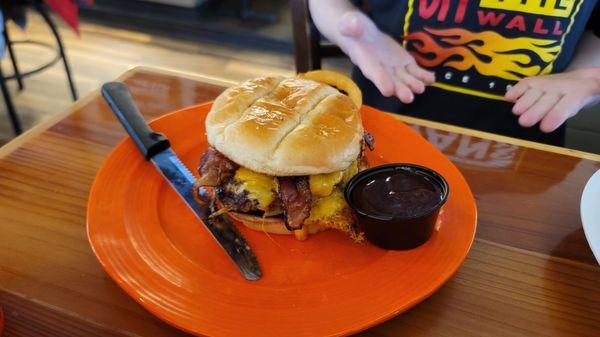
left=101, top=82, right=170, bottom=160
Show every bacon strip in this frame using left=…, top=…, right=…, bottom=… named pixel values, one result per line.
left=197, top=147, right=239, bottom=186
left=363, top=131, right=375, bottom=151
left=357, top=131, right=374, bottom=170
left=276, top=176, right=312, bottom=231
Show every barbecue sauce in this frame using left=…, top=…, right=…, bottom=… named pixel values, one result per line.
left=351, top=169, right=442, bottom=218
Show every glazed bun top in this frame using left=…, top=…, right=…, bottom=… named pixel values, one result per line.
left=205, top=76, right=363, bottom=176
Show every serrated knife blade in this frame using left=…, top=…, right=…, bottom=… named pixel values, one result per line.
left=101, top=81, right=262, bottom=281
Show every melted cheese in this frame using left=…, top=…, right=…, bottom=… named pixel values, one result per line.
left=309, top=171, right=343, bottom=197
left=309, top=160, right=359, bottom=197
left=233, top=159, right=359, bottom=216
left=234, top=167, right=277, bottom=211
left=342, top=160, right=359, bottom=186
left=308, top=190, right=347, bottom=220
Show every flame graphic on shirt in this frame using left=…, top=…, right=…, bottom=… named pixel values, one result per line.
left=405, top=28, right=561, bottom=81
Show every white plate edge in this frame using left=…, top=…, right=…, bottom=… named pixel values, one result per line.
left=581, top=169, right=600, bottom=265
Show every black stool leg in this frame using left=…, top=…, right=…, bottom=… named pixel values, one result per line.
left=0, top=66, right=23, bottom=135
left=34, top=2, right=78, bottom=101
left=239, top=0, right=277, bottom=23
left=3, top=23, right=24, bottom=91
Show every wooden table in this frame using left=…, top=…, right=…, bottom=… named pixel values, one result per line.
left=1, top=67, right=599, bottom=337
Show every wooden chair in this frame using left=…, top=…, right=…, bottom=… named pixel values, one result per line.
left=290, top=0, right=345, bottom=73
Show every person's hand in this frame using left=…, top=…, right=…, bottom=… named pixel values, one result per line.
left=336, top=11, right=435, bottom=103
left=505, top=69, right=600, bottom=132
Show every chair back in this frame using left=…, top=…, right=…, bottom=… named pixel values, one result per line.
left=290, top=0, right=345, bottom=73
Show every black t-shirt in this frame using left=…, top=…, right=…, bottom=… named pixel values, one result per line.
left=352, top=0, right=600, bottom=144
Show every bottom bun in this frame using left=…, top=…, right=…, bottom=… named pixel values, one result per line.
left=228, top=212, right=316, bottom=240
left=228, top=212, right=293, bottom=235
left=228, top=209, right=364, bottom=242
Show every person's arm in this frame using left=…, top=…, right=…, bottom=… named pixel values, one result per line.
left=567, top=31, right=600, bottom=70
left=308, top=0, right=434, bottom=103
left=505, top=31, right=600, bottom=133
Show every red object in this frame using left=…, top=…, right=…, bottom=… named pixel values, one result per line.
left=43, top=0, right=93, bottom=35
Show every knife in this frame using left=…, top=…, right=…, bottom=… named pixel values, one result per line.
left=101, top=82, right=262, bottom=281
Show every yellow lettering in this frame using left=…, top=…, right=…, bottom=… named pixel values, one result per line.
left=479, top=0, right=574, bottom=18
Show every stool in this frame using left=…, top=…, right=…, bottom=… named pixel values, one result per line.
left=1, top=1, right=78, bottom=135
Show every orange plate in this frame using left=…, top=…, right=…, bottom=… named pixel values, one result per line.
left=87, top=104, right=477, bottom=337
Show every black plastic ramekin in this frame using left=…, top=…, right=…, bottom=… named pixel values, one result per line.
left=344, top=163, right=449, bottom=250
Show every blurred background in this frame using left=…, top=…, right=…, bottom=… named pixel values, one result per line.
left=0, top=0, right=598, bottom=153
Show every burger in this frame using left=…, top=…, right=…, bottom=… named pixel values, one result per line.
left=194, top=71, right=373, bottom=242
